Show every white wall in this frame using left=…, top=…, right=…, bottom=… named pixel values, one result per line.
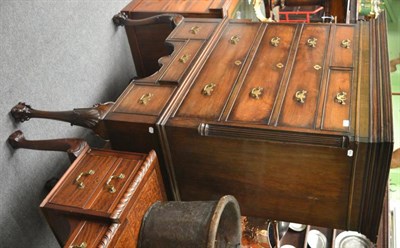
left=0, top=1, right=135, bottom=246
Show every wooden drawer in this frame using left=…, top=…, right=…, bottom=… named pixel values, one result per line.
left=277, top=25, right=330, bottom=129
left=160, top=40, right=206, bottom=84
left=330, top=25, right=356, bottom=68
left=112, top=84, right=176, bottom=117
left=175, top=22, right=261, bottom=120
left=169, top=19, right=220, bottom=40
left=228, top=24, right=298, bottom=123
left=64, top=221, right=114, bottom=248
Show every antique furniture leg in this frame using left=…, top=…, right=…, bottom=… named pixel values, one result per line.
left=10, top=102, right=113, bottom=139
left=7, top=130, right=87, bottom=162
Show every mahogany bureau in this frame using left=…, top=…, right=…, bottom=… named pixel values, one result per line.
left=11, top=13, right=393, bottom=243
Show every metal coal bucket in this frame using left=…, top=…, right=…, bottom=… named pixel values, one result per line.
left=138, top=195, right=241, bottom=248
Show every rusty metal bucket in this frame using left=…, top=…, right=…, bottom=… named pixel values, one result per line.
left=138, top=195, right=241, bottom=248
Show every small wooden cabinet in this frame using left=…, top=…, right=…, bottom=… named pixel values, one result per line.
left=40, top=147, right=166, bottom=247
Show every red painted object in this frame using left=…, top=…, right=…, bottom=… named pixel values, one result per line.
left=279, top=5, right=324, bottom=23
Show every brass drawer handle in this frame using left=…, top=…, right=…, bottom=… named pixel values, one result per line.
left=230, top=35, right=240, bottom=45
left=202, top=83, right=216, bottom=96
left=295, top=90, right=307, bottom=104
left=75, top=170, right=95, bottom=189
left=106, top=173, right=125, bottom=193
left=70, top=242, right=87, bottom=248
left=179, top=54, right=190, bottom=64
left=138, top=93, right=154, bottom=105
left=307, top=37, right=317, bottom=48
left=341, top=39, right=351, bottom=49
left=250, top=87, right=264, bottom=99
left=335, top=91, right=347, bottom=105
left=189, top=26, right=200, bottom=34
left=270, top=37, right=280, bottom=47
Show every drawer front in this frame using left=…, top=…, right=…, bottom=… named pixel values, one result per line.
left=160, top=40, right=205, bottom=84
left=89, top=158, right=141, bottom=213
left=113, top=84, right=175, bottom=116
left=278, top=25, right=330, bottom=129
left=65, top=221, right=110, bottom=248
left=170, top=20, right=220, bottom=40
left=51, top=154, right=117, bottom=208
left=175, top=22, right=260, bottom=120
left=228, top=24, right=297, bottom=123
left=331, top=26, right=355, bottom=68
left=322, top=70, right=352, bottom=132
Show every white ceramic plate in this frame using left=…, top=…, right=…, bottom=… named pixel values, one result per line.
left=307, top=229, right=327, bottom=248
left=289, top=222, right=306, bottom=232
left=334, top=231, right=371, bottom=248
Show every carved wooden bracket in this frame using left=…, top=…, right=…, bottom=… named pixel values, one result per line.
left=8, top=130, right=88, bottom=162
left=112, top=12, right=183, bottom=28
left=10, top=102, right=114, bottom=139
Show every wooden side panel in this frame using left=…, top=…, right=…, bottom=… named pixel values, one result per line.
left=175, top=22, right=260, bottom=120
left=278, top=25, right=330, bottom=129
left=228, top=24, right=297, bottom=123
left=165, top=125, right=353, bottom=228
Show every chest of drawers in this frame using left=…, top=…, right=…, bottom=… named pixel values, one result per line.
left=40, top=148, right=166, bottom=247
left=105, top=15, right=392, bottom=242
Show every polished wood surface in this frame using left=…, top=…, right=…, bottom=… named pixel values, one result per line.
left=40, top=148, right=166, bottom=246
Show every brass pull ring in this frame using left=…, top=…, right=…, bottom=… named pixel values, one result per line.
left=189, top=26, right=200, bottom=34
left=70, top=242, right=87, bottom=248
left=307, top=37, right=317, bottom=48
left=335, top=91, right=347, bottom=105
left=295, top=90, right=307, bottom=104
left=106, top=173, right=125, bottom=193
left=138, top=93, right=154, bottom=105
left=202, top=83, right=216, bottom=96
left=179, top=54, right=190, bottom=64
left=250, top=87, right=264, bottom=99
left=270, top=37, right=280, bottom=47
left=341, top=39, right=351, bottom=48
left=230, top=35, right=240, bottom=45
left=75, top=170, right=95, bottom=189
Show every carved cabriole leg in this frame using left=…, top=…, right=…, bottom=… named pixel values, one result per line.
left=8, top=130, right=88, bottom=162
left=10, top=102, right=114, bottom=139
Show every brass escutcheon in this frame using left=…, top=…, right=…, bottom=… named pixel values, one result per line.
left=230, top=35, right=240, bottom=45
left=341, top=39, right=351, bottom=49
left=70, top=242, right=87, bottom=248
left=335, top=91, right=347, bottom=105
left=250, top=87, right=264, bottom=99
left=234, top=60, right=242, bottom=66
left=314, top=64, right=322, bottom=70
left=202, top=83, right=216, bottom=96
left=295, top=90, right=308, bottom=104
left=106, top=173, right=125, bottom=193
left=179, top=54, right=190, bottom=64
left=75, top=170, right=95, bottom=189
left=270, top=37, right=281, bottom=47
left=189, top=26, right=200, bottom=34
left=307, top=37, right=318, bottom=48
left=276, top=63, right=284, bottom=69
left=138, top=93, right=154, bottom=105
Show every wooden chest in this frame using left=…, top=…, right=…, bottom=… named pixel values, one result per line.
left=104, top=13, right=393, bottom=242
left=40, top=147, right=166, bottom=247
left=118, top=0, right=239, bottom=77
